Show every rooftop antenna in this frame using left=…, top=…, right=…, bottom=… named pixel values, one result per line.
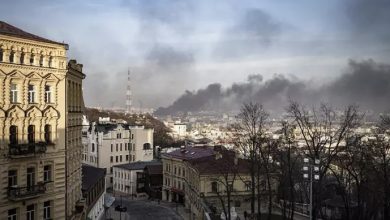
left=126, top=68, right=132, bottom=114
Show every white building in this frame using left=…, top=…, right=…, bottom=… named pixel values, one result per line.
left=82, top=119, right=154, bottom=189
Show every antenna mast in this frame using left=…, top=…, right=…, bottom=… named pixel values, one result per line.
left=126, top=68, right=132, bottom=114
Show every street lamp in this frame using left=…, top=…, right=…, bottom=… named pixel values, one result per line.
left=303, top=157, right=320, bottom=220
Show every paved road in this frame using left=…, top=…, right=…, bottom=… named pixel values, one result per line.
left=107, top=198, right=183, bottom=220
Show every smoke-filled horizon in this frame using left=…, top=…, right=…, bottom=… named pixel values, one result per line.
left=1, top=0, right=390, bottom=109
left=156, top=59, right=390, bottom=115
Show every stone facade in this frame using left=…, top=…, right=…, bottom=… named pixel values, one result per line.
left=0, top=21, right=85, bottom=220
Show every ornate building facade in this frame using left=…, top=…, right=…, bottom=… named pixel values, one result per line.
left=0, top=21, right=85, bottom=220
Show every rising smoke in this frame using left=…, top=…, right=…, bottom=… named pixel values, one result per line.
left=155, top=59, right=390, bottom=115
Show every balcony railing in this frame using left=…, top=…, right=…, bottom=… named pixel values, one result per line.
left=8, top=142, right=48, bottom=158
left=8, top=182, right=46, bottom=201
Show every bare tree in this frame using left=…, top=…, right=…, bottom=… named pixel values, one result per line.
left=232, top=102, right=269, bottom=219
left=287, top=101, right=361, bottom=219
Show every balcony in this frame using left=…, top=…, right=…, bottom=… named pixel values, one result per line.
left=8, top=142, right=48, bottom=158
left=8, top=182, right=46, bottom=201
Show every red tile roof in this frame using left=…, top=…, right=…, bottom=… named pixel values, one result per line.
left=0, top=21, right=67, bottom=46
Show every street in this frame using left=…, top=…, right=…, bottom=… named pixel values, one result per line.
left=106, top=197, right=183, bottom=220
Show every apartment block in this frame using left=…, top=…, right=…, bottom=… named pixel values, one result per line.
left=0, top=21, right=85, bottom=220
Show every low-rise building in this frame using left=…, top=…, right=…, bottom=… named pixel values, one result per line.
left=82, top=165, right=106, bottom=220
left=113, top=161, right=161, bottom=197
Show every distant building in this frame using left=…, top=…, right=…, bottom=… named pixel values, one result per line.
left=82, top=165, right=106, bottom=220
left=0, top=21, right=85, bottom=220
left=82, top=121, right=154, bottom=189
left=113, top=161, right=161, bottom=197
left=172, top=123, right=187, bottom=138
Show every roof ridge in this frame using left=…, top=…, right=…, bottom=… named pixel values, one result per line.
left=0, top=21, right=66, bottom=46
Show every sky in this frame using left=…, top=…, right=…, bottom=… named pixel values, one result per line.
left=1, top=0, right=389, bottom=113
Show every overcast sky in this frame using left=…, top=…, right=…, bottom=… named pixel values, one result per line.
left=1, top=0, right=389, bottom=109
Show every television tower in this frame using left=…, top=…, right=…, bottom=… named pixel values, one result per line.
left=126, top=69, right=132, bottom=114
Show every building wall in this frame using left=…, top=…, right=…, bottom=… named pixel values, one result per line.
left=112, top=167, right=140, bottom=196
left=84, top=174, right=106, bottom=220
left=0, top=33, right=68, bottom=219
left=66, top=60, right=85, bottom=219
left=162, top=157, right=187, bottom=202
left=130, top=126, right=153, bottom=162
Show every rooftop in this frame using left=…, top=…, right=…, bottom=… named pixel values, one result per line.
left=144, top=164, right=163, bottom=175
left=188, top=149, right=250, bottom=175
left=161, top=146, right=215, bottom=160
left=82, top=165, right=106, bottom=191
left=0, top=21, right=67, bottom=46
left=114, top=160, right=162, bottom=171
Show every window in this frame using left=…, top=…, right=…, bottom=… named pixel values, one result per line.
left=245, top=181, right=251, bottom=191
left=174, top=167, right=176, bottom=175
left=117, top=133, right=121, bottom=139
left=125, top=143, right=127, bottom=151
left=110, top=177, right=113, bottom=183
left=48, top=56, right=53, bottom=68
left=8, top=170, right=17, bottom=187
left=110, top=156, right=113, bottom=163
left=43, top=201, right=51, bottom=220
left=143, top=143, right=151, bottom=150
left=131, top=134, right=134, bottom=139
left=0, top=48, right=3, bottom=62
left=120, top=143, right=122, bottom=151
left=20, top=52, right=25, bottom=64
left=39, top=55, right=44, bottom=67
left=28, top=84, right=36, bottom=103
left=26, top=204, right=35, bottom=220
left=120, top=155, right=122, bottom=162
left=9, top=125, right=18, bottom=145
left=116, top=144, right=118, bottom=152
left=28, top=125, right=35, bottom=143
left=110, top=167, right=113, bottom=173
left=92, top=143, right=95, bottom=152
left=27, top=167, right=35, bottom=189
left=8, top=208, right=17, bottom=220
left=132, top=155, right=135, bottom=161
left=183, top=170, right=185, bottom=177
left=30, top=54, right=34, bottom=65
left=44, top=165, right=51, bottom=182
left=126, top=155, right=129, bottom=161
left=9, top=51, right=15, bottom=63
left=111, top=144, right=113, bottom=152
left=211, top=182, right=218, bottom=193
left=44, top=125, right=51, bottom=143
left=10, top=83, right=18, bottom=103
left=45, top=85, right=51, bottom=103
left=116, top=156, right=118, bottom=162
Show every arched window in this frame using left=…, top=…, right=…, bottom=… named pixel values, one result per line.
left=92, top=143, right=95, bottom=152
left=48, top=56, right=53, bottom=67
left=143, top=143, right=151, bottom=150
left=28, top=125, right=35, bottom=143
left=44, top=125, right=52, bottom=143
left=30, top=54, right=35, bottom=65
left=20, top=52, right=25, bottom=64
left=39, top=55, right=44, bottom=67
left=0, top=48, right=3, bottom=62
left=9, top=126, right=18, bottom=145
left=9, top=51, right=15, bottom=63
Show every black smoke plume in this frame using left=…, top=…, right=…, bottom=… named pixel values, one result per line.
left=155, top=59, right=390, bottom=115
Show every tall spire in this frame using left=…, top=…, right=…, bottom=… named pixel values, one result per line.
left=126, top=68, right=132, bottom=114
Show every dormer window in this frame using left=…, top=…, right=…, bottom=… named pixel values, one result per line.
left=28, top=84, right=36, bottom=103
